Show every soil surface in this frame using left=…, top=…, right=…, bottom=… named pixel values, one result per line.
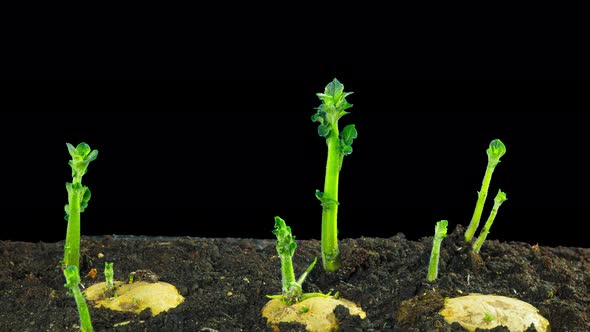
left=1, top=225, right=588, bottom=331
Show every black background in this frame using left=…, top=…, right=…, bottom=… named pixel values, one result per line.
left=2, top=0, right=589, bottom=253
left=2, top=80, right=588, bottom=249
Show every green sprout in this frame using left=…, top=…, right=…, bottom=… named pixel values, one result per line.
left=312, top=78, right=357, bottom=272
left=483, top=312, right=495, bottom=323
left=267, top=217, right=332, bottom=305
left=464, top=139, right=506, bottom=243
left=63, top=142, right=98, bottom=269
left=104, top=262, right=115, bottom=297
left=64, top=265, right=94, bottom=332
left=105, top=262, right=114, bottom=289
left=472, top=190, right=508, bottom=253
left=427, top=220, right=448, bottom=282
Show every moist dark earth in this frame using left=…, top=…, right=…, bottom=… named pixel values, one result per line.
left=1, top=225, right=588, bottom=331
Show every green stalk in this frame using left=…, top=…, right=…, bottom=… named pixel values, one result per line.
left=321, top=125, right=342, bottom=271
left=64, top=184, right=81, bottom=268
left=464, top=139, right=506, bottom=242
left=473, top=190, right=508, bottom=253
left=313, top=78, right=357, bottom=272
left=427, top=220, right=448, bottom=282
left=64, top=265, right=94, bottom=332
left=63, top=143, right=98, bottom=270
left=280, top=250, right=296, bottom=294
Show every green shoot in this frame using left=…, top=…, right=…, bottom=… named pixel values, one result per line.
left=427, top=220, right=448, bottom=282
left=267, top=217, right=330, bottom=305
left=64, top=265, right=94, bottom=332
left=464, top=139, right=506, bottom=242
left=473, top=190, right=508, bottom=253
left=484, top=312, right=495, bottom=323
left=63, top=143, right=98, bottom=270
left=104, top=262, right=115, bottom=297
left=313, top=78, right=357, bottom=272
left=105, top=262, right=114, bottom=289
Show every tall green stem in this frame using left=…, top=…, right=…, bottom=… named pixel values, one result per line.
left=64, top=184, right=81, bottom=269
left=321, top=124, right=342, bottom=271
left=312, top=78, right=357, bottom=272
left=63, top=143, right=98, bottom=270
left=464, top=164, right=495, bottom=242
left=464, top=139, right=506, bottom=242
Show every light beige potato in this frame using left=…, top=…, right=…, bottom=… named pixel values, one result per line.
left=262, top=296, right=365, bottom=332
left=84, top=280, right=184, bottom=316
left=440, top=293, right=549, bottom=332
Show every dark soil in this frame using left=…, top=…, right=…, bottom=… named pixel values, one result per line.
left=1, top=225, right=588, bottom=331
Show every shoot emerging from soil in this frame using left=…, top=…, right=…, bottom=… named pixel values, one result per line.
left=473, top=190, right=508, bottom=253
left=313, top=78, right=357, bottom=272
left=267, top=216, right=330, bottom=305
left=104, top=262, right=115, bottom=297
left=64, top=265, right=94, bottom=332
left=427, top=220, right=448, bottom=282
left=63, top=142, right=98, bottom=269
left=464, top=139, right=506, bottom=242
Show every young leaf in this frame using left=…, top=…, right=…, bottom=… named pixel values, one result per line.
left=68, top=142, right=99, bottom=183
left=273, top=217, right=297, bottom=257
left=312, top=79, right=354, bottom=140
left=80, top=187, right=91, bottom=212
left=340, top=124, right=358, bottom=156
left=486, top=139, right=506, bottom=168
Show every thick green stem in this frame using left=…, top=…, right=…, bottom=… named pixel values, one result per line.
left=464, top=163, right=496, bottom=242
left=321, top=126, right=342, bottom=271
left=64, top=185, right=81, bottom=269
left=280, top=252, right=296, bottom=293
left=63, top=143, right=97, bottom=270
left=313, top=79, right=356, bottom=273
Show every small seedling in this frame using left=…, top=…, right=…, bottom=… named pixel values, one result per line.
left=313, top=78, right=358, bottom=272
left=267, top=217, right=331, bottom=305
left=104, top=262, right=115, bottom=297
left=483, top=312, right=495, bottom=323
left=63, top=142, right=98, bottom=269
left=64, top=265, right=94, bottom=332
left=472, top=190, right=508, bottom=253
left=105, top=262, right=114, bottom=289
left=427, top=220, right=448, bottom=282
left=464, top=139, right=506, bottom=242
